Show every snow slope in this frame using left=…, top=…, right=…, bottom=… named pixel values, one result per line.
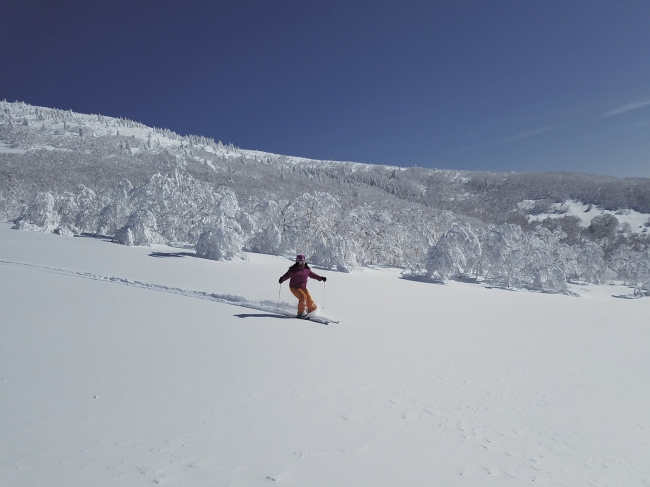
left=1, top=223, right=649, bottom=486
left=0, top=101, right=379, bottom=171
left=524, top=199, right=650, bottom=234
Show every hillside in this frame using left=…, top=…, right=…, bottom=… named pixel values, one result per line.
left=1, top=101, right=649, bottom=293
left=2, top=101, right=649, bottom=224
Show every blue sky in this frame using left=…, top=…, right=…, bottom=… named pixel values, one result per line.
left=2, top=0, right=649, bottom=177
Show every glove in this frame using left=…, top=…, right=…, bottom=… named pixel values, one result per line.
left=322, top=276, right=327, bottom=282
left=278, top=278, right=283, bottom=284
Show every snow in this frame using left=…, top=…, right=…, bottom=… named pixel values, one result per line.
left=1, top=222, right=649, bottom=486
left=29, top=144, right=74, bottom=152
left=0, top=101, right=390, bottom=170
left=0, top=142, right=26, bottom=154
left=526, top=199, right=650, bottom=233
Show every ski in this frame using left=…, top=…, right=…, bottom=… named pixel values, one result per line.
left=300, top=315, right=339, bottom=325
left=273, top=309, right=339, bottom=324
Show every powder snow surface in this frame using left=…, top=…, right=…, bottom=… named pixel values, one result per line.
left=1, top=223, right=648, bottom=486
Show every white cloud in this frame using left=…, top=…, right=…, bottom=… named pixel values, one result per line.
left=601, top=98, right=650, bottom=118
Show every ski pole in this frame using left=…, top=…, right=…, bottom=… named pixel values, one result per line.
left=278, top=283, right=282, bottom=310
left=323, top=281, right=326, bottom=310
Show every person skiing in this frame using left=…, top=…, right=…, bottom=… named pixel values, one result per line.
left=279, top=254, right=327, bottom=318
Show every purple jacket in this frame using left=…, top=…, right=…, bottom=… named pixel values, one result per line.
left=280, top=264, right=323, bottom=289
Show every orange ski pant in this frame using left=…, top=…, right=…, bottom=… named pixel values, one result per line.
left=289, top=287, right=317, bottom=314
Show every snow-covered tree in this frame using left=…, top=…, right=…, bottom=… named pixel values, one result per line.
left=97, top=178, right=133, bottom=235
left=195, top=213, right=245, bottom=261
left=54, top=191, right=79, bottom=234
left=425, top=223, right=482, bottom=280
left=608, top=244, right=650, bottom=295
left=309, top=233, right=364, bottom=272
left=113, top=208, right=164, bottom=246
left=587, top=214, right=619, bottom=239
left=194, top=193, right=246, bottom=260
left=525, top=227, right=574, bottom=292
left=574, top=240, right=612, bottom=284
left=481, top=225, right=571, bottom=292
left=127, top=171, right=223, bottom=243
left=73, top=185, right=101, bottom=234
left=480, top=223, right=527, bottom=286
left=13, top=192, right=60, bottom=233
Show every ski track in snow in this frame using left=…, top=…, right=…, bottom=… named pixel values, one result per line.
left=0, top=259, right=335, bottom=323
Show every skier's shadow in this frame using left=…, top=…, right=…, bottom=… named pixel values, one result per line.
left=234, top=313, right=291, bottom=319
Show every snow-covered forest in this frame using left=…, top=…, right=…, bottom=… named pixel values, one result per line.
left=1, top=101, right=649, bottom=294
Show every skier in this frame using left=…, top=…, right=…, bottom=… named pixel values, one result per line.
left=279, top=254, right=327, bottom=318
